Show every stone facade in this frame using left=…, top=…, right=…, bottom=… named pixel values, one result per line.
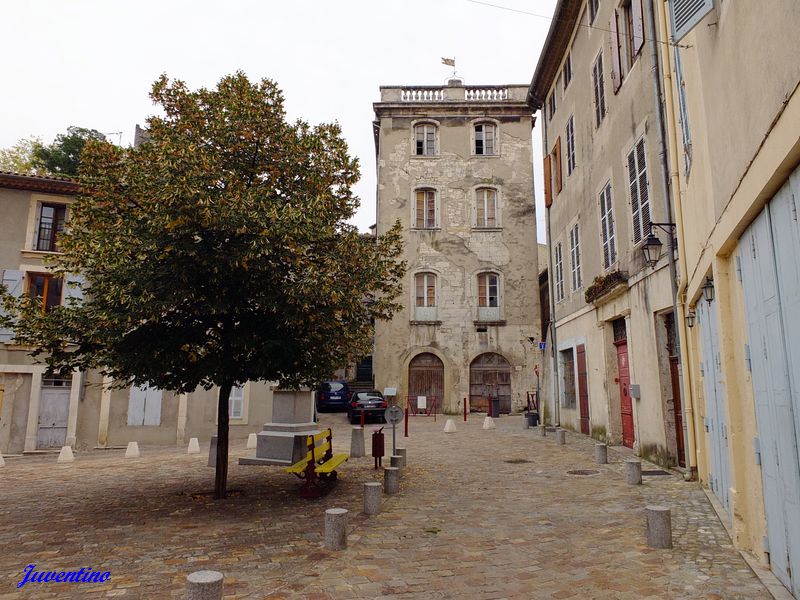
left=372, top=81, right=542, bottom=415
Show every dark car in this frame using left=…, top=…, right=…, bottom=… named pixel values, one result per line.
left=316, top=381, right=351, bottom=412
left=347, top=391, right=388, bottom=424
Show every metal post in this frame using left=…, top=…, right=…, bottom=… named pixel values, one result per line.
left=404, top=407, right=409, bottom=438
left=360, top=409, right=365, bottom=428
left=463, top=397, right=467, bottom=422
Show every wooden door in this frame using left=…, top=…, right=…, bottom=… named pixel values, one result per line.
left=470, top=353, right=512, bottom=413
left=408, top=353, right=444, bottom=413
left=37, top=381, right=70, bottom=449
left=577, top=344, right=590, bottom=435
left=616, top=340, right=634, bottom=448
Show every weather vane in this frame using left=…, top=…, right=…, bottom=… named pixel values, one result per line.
left=442, top=57, right=457, bottom=79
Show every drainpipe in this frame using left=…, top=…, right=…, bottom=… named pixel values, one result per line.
left=646, top=0, right=693, bottom=474
left=653, top=0, right=698, bottom=474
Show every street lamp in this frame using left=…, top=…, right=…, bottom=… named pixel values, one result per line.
left=641, top=222, right=676, bottom=268
left=685, top=309, right=696, bottom=328
left=702, top=277, right=715, bottom=304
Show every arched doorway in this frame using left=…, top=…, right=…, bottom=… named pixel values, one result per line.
left=408, top=353, right=444, bottom=413
left=470, top=353, right=512, bottom=413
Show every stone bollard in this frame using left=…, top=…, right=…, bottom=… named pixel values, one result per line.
left=555, top=429, right=566, bottom=445
left=483, top=416, right=496, bottom=430
left=595, top=443, right=608, bottom=464
left=187, top=438, right=200, bottom=454
left=363, top=482, right=382, bottom=515
left=538, top=424, right=547, bottom=437
left=390, top=455, right=403, bottom=476
left=384, top=466, right=400, bottom=494
left=522, top=414, right=530, bottom=429
left=246, top=433, right=257, bottom=450
left=645, top=505, right=673, bottom=548
left=124, top=441, right=140, bottom=458
left=350, top=427, right=365, bottom=458
left=625, top=459, right=642, bottom=485
left=57, top=446, right=75, bottom=464
left=324, top=508, right=348, bottom=550
left=186, top=570, right=223, bottom=600
left=444, top=418, right=457, bottom=433
left=396, top=447, right=407, bottom=468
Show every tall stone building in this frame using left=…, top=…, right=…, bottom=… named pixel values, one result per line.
left=372, top=80, right=541, bottom=415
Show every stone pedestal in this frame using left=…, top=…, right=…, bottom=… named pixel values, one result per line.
left=390, top=454, right=403, bottom=475
left=124, top=441, right=140, bottom=458
left=324, top=508, right=348, bottom=550
left=238, top=389, right=320, bottom=466
left=555, top=429, right=566, bottom=445
left=444, top=418, right=457, bottom=433
left=363, top=482, right=382, bottom=515
left=187, top=437, right=200, bottom=454
left=186, top=570, right=223, bottom=600
left=646, top=506, right=672, bottom=548
left=396, top=447, right=407, bottom=467
left=384, top=466, right=400, bottom=494
left=350, top=427, right=365, bottom=458
left=595, top=443, right=608, bottom=464
left=626, top=459, right=642, bottom=485
left=57, top=446, right=74, bottom=464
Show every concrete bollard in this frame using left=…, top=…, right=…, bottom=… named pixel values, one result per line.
left=444, top=418, right=457, bottom=433
left=595, top=443, right=608, bottom=464
left=390, top=454, right=403, bottom=476
left=538, top=424, right=547, bottom=437
left=187, top=437, right=200, bottom=454
left=57, top=446, right=75, bottom=464
left=482, top=416, right=496, bottom=430
left=645, top=505, right=673, bottom=548
left=0, top=451, right=5, bottom=467
left=384, top=466, right=400, bottom=494
left=186, top=570, right=223, bottom=600
left=350, top=427, right=365, bottom=458
left=246, top=433, right=257, bottom=449
left=625, top=459, right=642, bottom=485
left=396, top=447, right=407, bottom=468
left=522, top=414, right=530, bottom=429
left=363, top=482, right=382, bottom=515
left=555, top=429, right=566, bottom=445
left=124, top=441, right=140, bottom=458
left=324, top=508, right=348, bottom=550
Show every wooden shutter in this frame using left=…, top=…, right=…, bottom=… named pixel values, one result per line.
left=543, top=155, right=553, bottom=208
left=632, top=0, right=645, bottom=56
left=609, top=10, right=622, bottom=93
left=554, top=137, right=563, bottom=194
left=670, top=0, right=714, bottom=42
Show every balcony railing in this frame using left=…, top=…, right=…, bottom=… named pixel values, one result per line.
left=382, top=84, right=525, bottom=103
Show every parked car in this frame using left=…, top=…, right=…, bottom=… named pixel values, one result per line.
left=347, top=390, right=388, bottom=424
left=316, top=381, right=351, bottom=412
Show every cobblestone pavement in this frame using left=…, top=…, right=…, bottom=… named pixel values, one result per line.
left=0, top=413, right=775, bottom=599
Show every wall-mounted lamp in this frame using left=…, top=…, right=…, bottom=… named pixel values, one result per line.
left=701, top=277, right=715, bottom=304
left=685, top=309, right=696, bottom=328
left=641, top=222, right=676, bottom=268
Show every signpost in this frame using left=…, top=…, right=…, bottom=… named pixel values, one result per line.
left=384, top=404, right=403, bottom=455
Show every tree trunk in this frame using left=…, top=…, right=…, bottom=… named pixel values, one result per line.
left=214, top=381, right=233, bottom=499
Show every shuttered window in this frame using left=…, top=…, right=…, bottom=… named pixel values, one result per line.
left=414, top=189, right=437, bottom=229
left=627, top=137, right=651, bottom=244
left=589, top=0, right=599, bottom=23
left=554, top=243, right=565, bottom=302
left=543, top=155, right=553, bottom=208
left=566, top=116, right=576, bottom=175
left=27, top=273, right=63, bottom=314
left=592, top=52, right=607, bottom=126
left=670, top=0, right=714, bottom=42
left=476, top=188, right=498, bottom=228
left=554, top=137, right=563, bottom=193
left=673, top=46, right=693, bottom=175
left=478, top=273, right=499, bottom=308
left=599, top=183, right=617, bottom=268
left=570, top=224, right=582, bottom=290
left=610, top=0, right=645, bottom=92
left=548, top=92, right=557, bottom=121
left=127, top=384, right=162, bottom=426
left=229, top=385, right=244, bottom=419
left=414, top=124, right=437, bottom=156
left=474, top=123, right=496, bottom=155
left=563, top=53, right=572, bottom=89
left=415, top=273, right=437, bottom=307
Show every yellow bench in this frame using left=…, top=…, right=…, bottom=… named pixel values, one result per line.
left=285, top=428, right=349, bottom=498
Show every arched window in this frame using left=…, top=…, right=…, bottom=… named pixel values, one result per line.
left=475, top=188, right=498, bottom=228
left=414, top=272, right=437, bottom=321
left=414, top=123, right=438, bottom=156
left=414, top=188, right=438, bottom=229
left=474, top=122, right=496, bottom=155
left=477, top=272, right=501, bottom=321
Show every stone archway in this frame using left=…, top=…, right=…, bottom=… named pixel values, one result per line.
left=469, top=353, right=511, bottom=413
left=408, top=353, right=444, bottom=413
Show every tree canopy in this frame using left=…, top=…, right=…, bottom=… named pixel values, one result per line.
left=0, top=137, right=42, bottom=173
left=2, top=72, right=405, bottom=497
left=32, top=126, right=107, bottom=176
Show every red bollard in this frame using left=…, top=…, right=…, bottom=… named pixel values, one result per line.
left=463, top=397, right=467, bottom=422
left=404, top=407, right=409, bottom=438
left=361, top=409, right=365, bottom=427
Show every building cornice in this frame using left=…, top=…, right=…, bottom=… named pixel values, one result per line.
left=0, top=171, right=81, bottom=195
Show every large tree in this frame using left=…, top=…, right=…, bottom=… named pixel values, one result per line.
left=2, top=73, right=405, bottom=498
left=0, top=137, right=42, bottom=173
left=31, top=126, right=107, bottom=176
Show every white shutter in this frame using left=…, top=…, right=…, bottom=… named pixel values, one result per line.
left=143, top=387, right=162, bottom=426
left=632, top=0, right=645, bottom=56
left=128, top=384, right=162, bottom=426
left=670, top=0, right=714, bottom=42
left=229, top=385, right=244, bottom=419
left=0, top=270, right=24, bottom=342
left=63, top=273, right=85, bottom=304
left=127, top=385, right=147, bottom=426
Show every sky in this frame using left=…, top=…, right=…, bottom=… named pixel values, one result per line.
left=0, top=0, right=557, bottom=239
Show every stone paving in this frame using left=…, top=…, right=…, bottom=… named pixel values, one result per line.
left=0, top=413, right=775, bottom=599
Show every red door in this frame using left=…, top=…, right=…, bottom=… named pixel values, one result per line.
left=670, top=356, right=686, bottom=467
left=577, top=344, right=590, bottom=435
left=616, top=340, right=634, bottom=448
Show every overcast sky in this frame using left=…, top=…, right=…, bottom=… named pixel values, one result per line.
left=0, top=0, right=557, bottom=239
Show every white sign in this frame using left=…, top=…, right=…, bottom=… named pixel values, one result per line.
left=417, top=395, right=427, bottom=409
left=385, top=405, right=403, bottom=425
left=383, top=387, right=397, bottom=397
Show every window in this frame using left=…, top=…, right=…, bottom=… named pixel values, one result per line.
left=561, top=349, right=576, bottom=408
left=127, top=384, right=162, bottom=426
left=569, top=224, right=582, bottom=290
left=566, top=116, right=576, bottom=175
left=414, top=123, right=437, bottom=156
left=229, top=385, right=244, bottom=419
left=563, top=53, right=572, bottom=89
left=673, top=47, right=692, bottom=175
left=475, top=188, right=498, bottom=228
left=599, top=183, right=617, bottom=268
left=592, top=52, right=607, bottom=126
left=27, top=273, right=62, bottom=314
left=474, top=123, right=496, bottom=155
left=610, top=0, right=644, bottom=92
left=589, top=0, right=599, bottom=23
left=36, top=203, right=67, bottom=252
left=414, top=272, right=437, bottom=321
left=554, top=243, right=565, bottom=302
left=547, top=92, right=557, bottom=121
left=477, top=272, right=500, bottom=321
left=414, top=189, right=437, bottom=229
left=627, top=137, right=651, bottom=244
